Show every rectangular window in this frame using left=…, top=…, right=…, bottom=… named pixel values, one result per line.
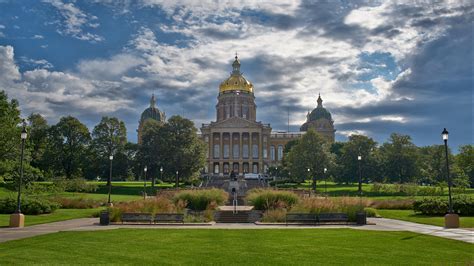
left=243, top=144, right=249, bottom=159
left=223, top=144, right=229, bottom=159
left=233, top=144, right=239, bottom=158
left=263, top=148, right=267, bottom=159
left=252, top=144, right=258, bottom=159
left=270, top=146, right=275, bottom=161
left=213, top=144, right=220, bottom=159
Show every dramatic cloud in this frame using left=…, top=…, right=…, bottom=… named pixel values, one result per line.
left=0, top=0, right=471, bottom=148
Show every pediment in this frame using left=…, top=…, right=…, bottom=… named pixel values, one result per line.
left=212, top=117, right=262, bottom=129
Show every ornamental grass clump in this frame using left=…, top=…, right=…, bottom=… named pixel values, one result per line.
left=291, top=197, right=369, bottom=222
left=52, top=197, right=102, bottom=209
left=109, top=196, right=184, bottom=222
left=370, top=199, right=414, bottom=210
left=173, top=189, right=228, bottom=211
left=245, top=189, right=299, bottom=210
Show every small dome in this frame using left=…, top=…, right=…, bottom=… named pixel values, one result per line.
left=308, top=94, right=332, bottom=121
left=308, top=107, right=332, bottom=121
left=140, top=94, right=165, bottom=122
left=219, top=55, right=254, bottom=94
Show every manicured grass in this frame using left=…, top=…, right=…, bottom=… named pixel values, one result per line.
left=0, top=229, right=472, bottom=265
left=0, top=208, right=103, bottom=227
left=377, top=209, right=474, bottom=228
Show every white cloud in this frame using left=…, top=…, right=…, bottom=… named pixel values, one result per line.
left=20, top=57, right=53, bottom=69
left=77, top=54, right=145, bottom=79
left=43, top=0, right=103, bottom=42
left=32, top=34, right=44, bottom=39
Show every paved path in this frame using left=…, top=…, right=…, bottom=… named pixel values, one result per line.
left=1, top=218, right=472, bottom=244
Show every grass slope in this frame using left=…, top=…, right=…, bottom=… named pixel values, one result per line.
left=377, top=209, right=474, bottom=228
left=0, top=229, right=472, bottom=265
left=0, top=208, right=102, bottom=227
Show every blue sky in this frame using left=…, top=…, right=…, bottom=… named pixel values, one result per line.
left=0, top=0, right=472, bottom=149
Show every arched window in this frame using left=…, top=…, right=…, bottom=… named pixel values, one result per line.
left=270, top=146, right=275, bottom=161
left=277, top=145, right=283, bottom=161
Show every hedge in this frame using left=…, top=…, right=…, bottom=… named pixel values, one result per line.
left=413, top=195, right=474, bottom=216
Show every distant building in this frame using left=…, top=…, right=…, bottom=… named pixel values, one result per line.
left=137, top=94, right=165, bottom=144
left=300, top=94, right=336, bottom=142
left=137, top=56, right=336, bottom=175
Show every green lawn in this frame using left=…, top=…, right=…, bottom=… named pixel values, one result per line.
left=0, top=208, right=103, bottom=227
left=0, top=229, right=472, bottom=265
left=377, top=209, right=474, bottom=228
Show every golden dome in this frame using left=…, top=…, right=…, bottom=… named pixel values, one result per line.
left=219, top=56, right=254, bottom=94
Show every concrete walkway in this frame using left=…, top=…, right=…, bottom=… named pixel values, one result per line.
left=1, top=218, right=472, bottom=244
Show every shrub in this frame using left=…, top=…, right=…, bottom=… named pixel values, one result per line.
left=246, top=189, right=299, bottom=210
left=413, top=195, right=474, bottom=216
left=261, top=209, right=287, bottom=223
left=109, top=196, right=186, bottom=222
left=370, top=199, right=414, bottom=210
left=291, top=197, right=368, bottom=222
left=173, top=189, right=228, bottom=211
left=0, top=197, right=60, bottom=215
left=52, top=197, right=102, bottom=209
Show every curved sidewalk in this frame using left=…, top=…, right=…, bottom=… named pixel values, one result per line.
left=1, top=217, right=472, bottom=244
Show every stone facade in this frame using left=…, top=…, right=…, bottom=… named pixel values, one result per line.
left=200, top=56, right=304, bottom=176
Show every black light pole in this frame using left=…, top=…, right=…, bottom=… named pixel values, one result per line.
left=16, top=125, right=27, bottom=213
left=143, top=166, right=147, bottom=200
left=357, top=154, right=362, bottom=196
left=442, top=128, right=459, bottom=228
left=176, top=170, right=179, bottom=189
left=10, top=124, right=27, bottom=228
left=324, top=167, right=328, bottom=196
left=107, top=155, right=113, bottom=206
left=160, top=166, right=163, bottom=183
left=442, top=128, right=453, bottom=213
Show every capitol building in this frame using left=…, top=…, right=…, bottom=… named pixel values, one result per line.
left=138, top=56, right=335, bottom=176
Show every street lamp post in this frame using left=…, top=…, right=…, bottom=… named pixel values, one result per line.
left=442, top=128, right=459, bottom=228
left=143, top=166, right=147, bottom=200
left=160, top=166, right=163, bottom=183
left=10, top=124, right=27, bottom=227
left=176, top=170, right=179, bottom=189
left=324, top=167, right=328, bottom=196
left=357, top=155, right=362, bottom=196
left=107, top=155, right=113, bottom=206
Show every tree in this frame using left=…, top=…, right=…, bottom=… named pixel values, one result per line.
left=456, top=145, right=473, bottom=187
left=138, top=116, right=206, bottom=188
left=43, top=116, right=91, bottom=179
left=91, top=117, right=127, bottom=183
left=379, top=133, right=420, bottom=183
left=0, top=91, right=21, bottom=162
left=27, top=113, right=49, bottom=172
left=418, top=145, right=451, bottom=185
left=286, top=129, right=332, bottom=191
left=333, top=135, right=380, bottom=184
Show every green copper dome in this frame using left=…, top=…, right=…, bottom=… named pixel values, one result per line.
left=140, top=94, right=165, bottom=122
left=308, top=94, right=332, bottom=121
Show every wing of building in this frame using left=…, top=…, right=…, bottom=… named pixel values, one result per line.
left=200, top=56, right=336, bottom=176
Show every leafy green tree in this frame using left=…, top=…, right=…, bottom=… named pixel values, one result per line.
left=0, top=91, right=21, bottom=162
left=333, top=135, right=380, bottom=185
left=286, top=129, right=332, bottom=191
left=43, top=116, right=91, bottom=179
left=27, top=113, right=49, bottom=171
left=91, top=117, right=127, bottom=183
left=139, top=116, right=206, bottom=187
left=418, top=145, right=453, bottom=185
left=455, top=145, right=473, bottom=187
left=379, top=133, right=420, bottom=183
